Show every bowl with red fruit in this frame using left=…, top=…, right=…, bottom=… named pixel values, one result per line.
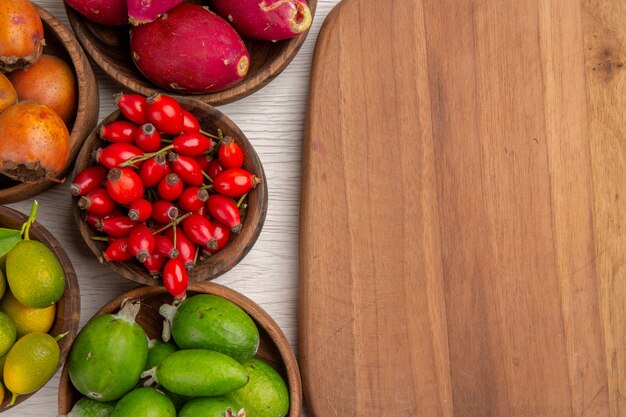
left=63, top=0, right=316, bottom=106
left=71, top=93, right=267, bottom=296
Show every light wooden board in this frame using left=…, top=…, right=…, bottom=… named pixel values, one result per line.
left=299, top=0, right=623, bottom=415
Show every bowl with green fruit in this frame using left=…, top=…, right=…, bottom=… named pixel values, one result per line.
left=0, top=202, right=80, bottom=411
left=57, top=282, right=301, bottom=417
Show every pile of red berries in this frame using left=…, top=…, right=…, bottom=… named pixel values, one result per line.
left=71, top=93, right=261, bottom=298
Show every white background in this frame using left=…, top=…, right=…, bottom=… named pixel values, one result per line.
left=6, top=0, right=339, bottom=415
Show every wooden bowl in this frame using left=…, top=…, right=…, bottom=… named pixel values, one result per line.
left=72, top=97, right=268, bottom=286
left=0, top=5, right=99, bottom=205
left=57, top=283, right=302, bottom=416
left=64, top=1, right=317, bottom=106
left=0, top=206, right=80, bottom=412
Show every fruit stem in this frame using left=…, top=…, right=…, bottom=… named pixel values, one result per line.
left=202, top=171, right=213, bottom=183
left=120, top=146, right=172, bottom=167
left=54, top=331, right=70, bottom=342
left=153, top=212, right=192, bottom=235
left=8, top=392, right=18, bottom=407
left=117, top=298, right=141, bottom=324
left=20, top=200, right=39, bottom=240
left=199, top=129, right=220, bottom=140
left=90, top=236, right=109, bottom=242
left=201, top=184, right=214, bottom=190
left=236, top=193, right=248, bottom=208
left=140, top=367, right=158, bottom=387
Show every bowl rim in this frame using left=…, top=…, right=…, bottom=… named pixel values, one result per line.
left=0, top=205, right=81, bottom=412
left=72, top=97, right=268, bottom=286
left=57, top=282, right=302, bottom=417
left=63, top=0, right=318, bottom=106
left=0, top=4, right=100, bottom=205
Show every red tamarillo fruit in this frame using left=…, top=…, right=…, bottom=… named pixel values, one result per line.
left=65, top=0, right=128, bottom=25
left=127, top=0, right=184, bottom=25
left=130, top=3, right=250, bottom=93
left=211, top=0, right=313, bottom=41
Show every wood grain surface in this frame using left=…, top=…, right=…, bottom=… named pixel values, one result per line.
left=300, top=0, right=624, bottom=416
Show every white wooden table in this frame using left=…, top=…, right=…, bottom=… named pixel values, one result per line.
left=6, top=1, right=338, bottom=415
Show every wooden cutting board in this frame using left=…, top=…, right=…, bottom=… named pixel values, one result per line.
left=299, top=0, right=626, bottom=415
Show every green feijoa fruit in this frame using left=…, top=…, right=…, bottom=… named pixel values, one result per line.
left=227, top=358, right=289, bottom=417
left=179, top=397, right=244, bottom=417
left=160, top=294, right=260, bottom=362
left=111, top=387, right=175, bottom=417
left=143, top=349, right=249, bottom=397
left=68, top=300, right=149, bottom=402
left=145, top=339, right=178, bottom=371
left=62, top=397, right=116, bottom=417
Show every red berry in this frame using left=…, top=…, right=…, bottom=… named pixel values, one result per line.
left=158, top=173, right=184, bottom=201
left=154, top=234, right=179, bottom=259
left=139, top=154, right=170, bottom=188
left=78, top=188, right=116, bottom=216
left=115, top=93, right=148, bottom=125
left=143, top=253, right=166, bottom=275
left=97, top=216, right=136, bottom=237
left=100, top=121, right=137, bottom=144
left=218, top=136, right=243, bottom=169
left=213, top=168, right=260, bottom=198
left=103, top=238, right=133, bottom=262
left=168, top=152, right=203, bottom=186
left=164, top=227, right=196, bottom=271
left=134, top=123, right=161, bottom=152
left=106, top=168, right=144, bottom=205
left=146, top=94, right=183, bottom=134
left=181, top=109, right=200, bottom=134
left=207, top=194, right=242, bottom=233
left=163, top=257, right=188, bottom=299
left=127, top=224, right=155, bottom=263
left=181, top=213, right=218, bottom=250
left=128, top=198, right=152, bottom=222
left=195, top=155, right=211, bottom=173
left=95, top=143, right=143, bottom=169
left=172, top=133, right=213, bottom=156
left=152, top=200, right=179, bottom=223
left=85, top=209, right=123, bottom=229
left=205, top=220, right=231, bottom=254
left=194, top=206, right=208, bottom=217
left=178, top=187, right=209, bottom=212
left=207, top=159, right=223, bottom=180
left=71, top=166, right=107, bottom=196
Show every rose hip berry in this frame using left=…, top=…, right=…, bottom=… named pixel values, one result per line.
left=152, top=200, right=179, bottom=223
left=181, top=109, right=200, bottom=134
left=95, top=143, right=143, bottom=169
left=139, top=154, right=170, bottom=188
left=213, top=168, right=260, bottom=198
left=178, top=187, right=209, bottom=212
left=146, top=94, right=183, bottom=134
left=78, top=188, right=116, bottom=216
left=165, top=227, right=196, bottom=271
left=182, top=213, right=218, bottom=250
left=128, top=198, right=152, bottom=222
left=100, top=121, right=137, bottom=144
left=115, top=93, right=148, bottom=125
left=158, top=173, right=184, bottom=201
left=134, top=123, right=161, bottom=152
left=207, top=194, right=242, bottom=233
left=218, top=136, right=243, bottom=169
left=207, top=159, right=223, bottom=180
left=144, top=253, right=167, bottom=275
left=154, top=234, right=179, bottom=259
left=97, top=216, right=136, bottom=238
left=103, top=238, right=133, bottom=262
left=106, top=168, right=145, bottom=205
left=168, top=152, right=204, bottom=186
left=163, top=257, right=188, bottom=298
left=172, top=133, right=213, bottom=156
left=71, top=166, right=107, bottom=196
left=127, top=224, right=155, bottom=263
left=206, top=220, right=231, bottom=254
